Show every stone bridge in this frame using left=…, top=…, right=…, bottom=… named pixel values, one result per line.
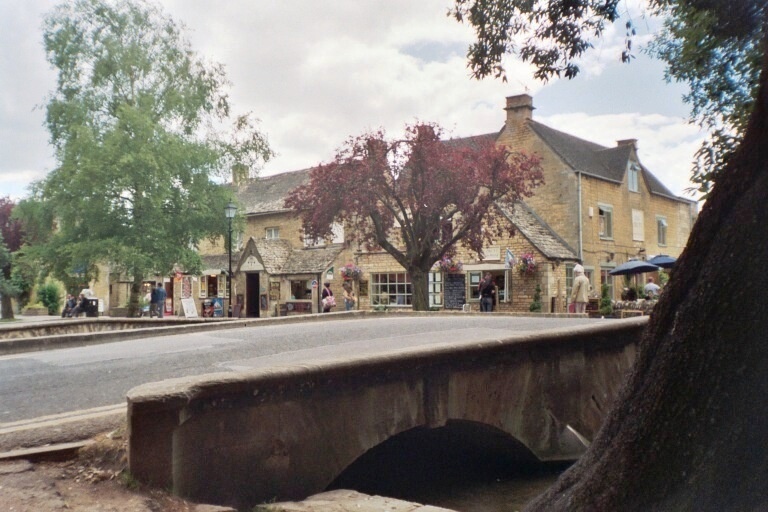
left=127, top=317, right=646, bottom=510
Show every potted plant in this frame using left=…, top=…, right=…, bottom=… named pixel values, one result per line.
left=517, top=253, right=537, bottom=276
left=434, top=256, right=463, bottom=273
left=340, top=263, right=363, bottom=281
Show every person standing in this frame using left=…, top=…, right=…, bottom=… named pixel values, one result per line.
left=321, top=282, right=335, bottom=313
left=342, top=281, right=356, bottom=311
left=154, top=282, right=167, bottom=318
left=479, top=272, right=496, bottom=312
left=644, top=277, right=661, bottom=298
left=571, top=264, right=591, bottom=314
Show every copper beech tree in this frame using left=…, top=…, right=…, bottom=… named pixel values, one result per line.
left=285, top=123, right=543, bottom=311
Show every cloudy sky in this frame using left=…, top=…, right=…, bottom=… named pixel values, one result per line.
left=1, top=0, right=704, bottom=201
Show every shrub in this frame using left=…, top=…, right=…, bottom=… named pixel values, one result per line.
left=599, top=283, right=613, bottom=316
left=37, top=282, right=63, bottom=315
left=529, top=283, right=542, bottom=312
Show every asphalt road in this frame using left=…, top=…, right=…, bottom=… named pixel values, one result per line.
left=0, top=315, right=606, bottom=424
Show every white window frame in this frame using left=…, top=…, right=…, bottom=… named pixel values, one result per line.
left=370, top=272, right=412, bottom=306
left=265, top=227, right=279, bottom=240
left=632, top=209, right=645, bottom=242
left=657, top=216, right=668, bottom=246
left=428, top=272, right=443, bottom=308
left=628, top=163, right=640, bottom=193
left=598, top=204, right=613, bottom=239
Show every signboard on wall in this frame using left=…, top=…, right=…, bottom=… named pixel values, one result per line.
left=241, top=255, right=264, bottom=272
left=444, top=274, right=466, bottom=310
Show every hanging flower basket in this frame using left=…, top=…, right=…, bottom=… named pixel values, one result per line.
left=517, top=252, right=537, bottom=276
left=340, top=263, right=363, bottom=280
left=434, top=256, right=463, bottom=273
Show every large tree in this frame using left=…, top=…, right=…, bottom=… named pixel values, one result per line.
left=34, top=0, right=272, bottom=315
left=452, top=0, right=768, bottom=509
left=0, top=198, right=24, bottom=320
left=285, top=123, right=543, bottom=311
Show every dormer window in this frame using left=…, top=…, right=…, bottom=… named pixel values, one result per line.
left=628, top=163, right=640, bottom=192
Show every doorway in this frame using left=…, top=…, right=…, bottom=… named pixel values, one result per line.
left=246, top=272, right=260, bottom=318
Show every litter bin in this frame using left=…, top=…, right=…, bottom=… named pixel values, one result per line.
left=85, top=298, right=99, bottom=317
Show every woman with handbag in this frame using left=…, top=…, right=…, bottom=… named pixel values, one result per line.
left=321, top=282, right=335, bottom=313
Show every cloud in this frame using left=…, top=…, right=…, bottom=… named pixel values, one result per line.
left=1, top=0, right=700, bottom=203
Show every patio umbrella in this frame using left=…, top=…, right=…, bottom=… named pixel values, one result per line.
left=609, top=260, right=660, bottom=276
left=648, top=254, right=677, bottom=269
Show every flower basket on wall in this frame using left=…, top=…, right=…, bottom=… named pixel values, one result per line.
left=517, top=253, right=537, bottom=276
left=434, top=256, right=463, bottom=274
left=340, top=263, right=363, bottom=281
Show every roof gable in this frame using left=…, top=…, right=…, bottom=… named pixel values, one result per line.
left=237, top=169, right=312, bottom=215
left=495, top=200, right=578, bottom=261
left=528, top=120, right=683, bottom=201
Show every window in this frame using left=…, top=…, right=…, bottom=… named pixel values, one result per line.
left=600, top=268, right=614, bottom=301
left=628, top=163, right=640, bottom=192
left=469, top=272, right=482, bottom=300
left=657, top=216, right=668, bottom=246
left=265, top=227, right=279, bottom=240
left=428, top=272, right=443, bottom=308
left=632, top=209, right=645, bottom=242
left=598, top=205, right=613, bottom=239
left=371, top=272, right=412, bottom=306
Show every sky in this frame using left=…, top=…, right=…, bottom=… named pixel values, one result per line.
left=1, top=1, right=705, bottom=202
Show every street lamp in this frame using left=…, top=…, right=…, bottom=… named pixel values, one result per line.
left=224, top=202, right=237, bottom=317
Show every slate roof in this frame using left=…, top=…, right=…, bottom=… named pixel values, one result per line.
left=242, top=237, right=342, bottom=275
left=528, top=120, right=682, bottom=200
left=236, top=168, right=312, bottom=215
left=495, top=201, right=579, bottom=261
left=201, top=252, right=242, bottom=274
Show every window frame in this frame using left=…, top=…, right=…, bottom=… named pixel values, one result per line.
left=598, top=204, right=614, bottom=240
left=370, top=272, right=412, bottom=306
left=656, top=215, right=668, bottom=246
left=628, top=163, right=640, bottom=193
left=632, top=209, right=645, bottom=242
left=265, top=227, right=279, bottom=240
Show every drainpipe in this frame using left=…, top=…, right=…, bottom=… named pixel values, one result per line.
left=577, top=170, right=583, bottom=262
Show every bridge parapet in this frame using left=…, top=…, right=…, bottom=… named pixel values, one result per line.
left=127, top=317, right=646, bottom=509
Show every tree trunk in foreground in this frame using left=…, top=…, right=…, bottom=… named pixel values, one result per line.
left=526, top=46, right=768, bottom=512
left=0, top=294, right=14, bottom=320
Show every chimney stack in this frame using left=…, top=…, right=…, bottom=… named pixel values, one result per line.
left=505, top=94, right=534, bottom=127
left=617, top=139, right=638, bottom=150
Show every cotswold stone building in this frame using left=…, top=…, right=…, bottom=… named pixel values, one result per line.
left=193, top=94, right=695, bottom=318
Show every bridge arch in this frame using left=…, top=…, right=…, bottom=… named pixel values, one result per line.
left=327, top=419, right=546, bottom=499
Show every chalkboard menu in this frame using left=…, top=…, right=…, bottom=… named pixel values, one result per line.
left=444, top=274, right=466, bottom=310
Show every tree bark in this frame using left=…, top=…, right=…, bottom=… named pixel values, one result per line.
left=410, top=268, right=430, bottom=311
left=0, top=294, right=13, bottom=320
left=525, top=43, right=768, bottom=512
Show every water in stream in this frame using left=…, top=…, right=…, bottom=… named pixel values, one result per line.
left=327, top=421, right=570, bottom=511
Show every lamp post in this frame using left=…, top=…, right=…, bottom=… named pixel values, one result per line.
left=224, top=202, right=237, bottom=317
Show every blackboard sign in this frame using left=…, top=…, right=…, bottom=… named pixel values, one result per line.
left=444, top=274, right=466, bottom=310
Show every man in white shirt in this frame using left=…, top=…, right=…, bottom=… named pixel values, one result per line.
left=644, top=277, right=661, bottom=298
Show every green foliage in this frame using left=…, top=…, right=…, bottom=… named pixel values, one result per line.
left=31, top=0, right=272, bottom=313
left=37, top=282, right=63, bottom=315
left=529, top=283, right=542, bottom=312
left=599, top=283, right=613, bottom=316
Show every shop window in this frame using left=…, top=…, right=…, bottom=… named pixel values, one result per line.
left=468, top=272, right=482, bottom=300
left=428, top=272, right=443, bottom=308
left=600, top=268, right=615, bottom=300
left=371, top=272, right=412, bottom=306
left=199, top=275, right=228, bottom=298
